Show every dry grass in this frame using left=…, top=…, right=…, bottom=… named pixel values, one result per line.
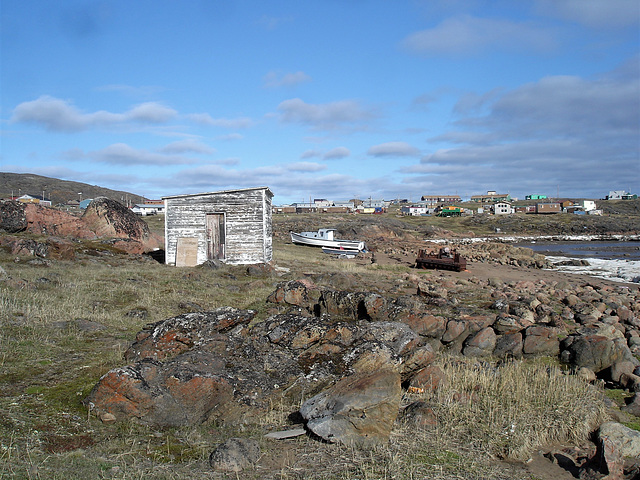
left=416, top=357, right=608, bottom=461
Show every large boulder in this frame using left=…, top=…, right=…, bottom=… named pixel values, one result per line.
left=523, top=326, right=560, bottom=357
left=493, top=333, right=523, bottom=359
left=86, top=308, right=429, bottom=433
left=299, top=368, right=402, bottom=447
left=463, top=326, right=497, bottom=357
left=81, top=197, right=162, bottom=252
left=597, top=422, right=640, bottom=477
left=561, top=334, right=638, bottom=373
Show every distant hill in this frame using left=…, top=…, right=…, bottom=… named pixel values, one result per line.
left=0, top=172, right=147, bottom=206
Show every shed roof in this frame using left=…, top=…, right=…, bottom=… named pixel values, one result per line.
left=162, top=186, right=273, bottom=200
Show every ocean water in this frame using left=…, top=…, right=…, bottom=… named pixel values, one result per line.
left=518, top=241, right=640, bottom=284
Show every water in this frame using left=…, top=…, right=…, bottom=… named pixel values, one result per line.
left=517, top=241, right=640, bottom=283
left=518, top=241, right=640, bottom=260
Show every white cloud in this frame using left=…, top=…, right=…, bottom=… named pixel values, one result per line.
left=127, top=102, right=177, bottom=123
left=158, top=139, right=214, bottom=155
left=277, top=98, right=376, bottom=130
left=368, top=142, right=420, bottom=157
left=300, top=149, right=322, bottom=159
left=403, top=15, right=556, bottom=56
left=324, top=147, right=350, bottom=160
left=188, top=113, right=254, bottom=129
left=214, top=157, right=241, bottom=166
left=11, top=96, right=177, bottom=132
left=263, top=70, right=312, bottom=88
left=12, top=96, right=91, bottom=132
left=64, top=143, right=199, bottom=166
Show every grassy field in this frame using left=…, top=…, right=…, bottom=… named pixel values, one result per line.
left=0, top=219, right=615, bottom=479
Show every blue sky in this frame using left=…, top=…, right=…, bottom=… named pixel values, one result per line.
left=1, top=0, right=638, bottom=205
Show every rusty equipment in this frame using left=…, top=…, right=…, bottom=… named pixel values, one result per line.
left=415, top=247, right=467, bottom=272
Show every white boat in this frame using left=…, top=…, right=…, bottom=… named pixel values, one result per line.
left=290, top=228, right=366, bottom=251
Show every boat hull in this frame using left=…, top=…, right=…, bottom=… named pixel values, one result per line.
left=290, top=231, right=365, bottom=251
left=321, top=247, right=360, bottom=257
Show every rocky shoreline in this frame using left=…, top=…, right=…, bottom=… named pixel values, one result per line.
left=82, top=263, right=640, bottom=477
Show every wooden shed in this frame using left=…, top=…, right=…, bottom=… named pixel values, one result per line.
left=163, top=187, right=273, bottom=266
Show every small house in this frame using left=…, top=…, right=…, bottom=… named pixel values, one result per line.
left=515, top=205, right=536, bottom=214
left=17, top=194, right=50, bottom=206
left=401, top=205, right=428, bottom=216
left=470, top=191, right=511, bottom=203
left=492, top=202, right=513, bottom=215
left=606, top=190, right=637, bottom=200
left=273, top=205, right=296, bottom=214
left=131, top=203, right=165, bottom=216
left=536, top=203, right=561, bottom=214
left=421, top=195, right=461, bottom=207
left=292, top=202, right=317, bottom=213
left=163, top=187, right=273, bottom=266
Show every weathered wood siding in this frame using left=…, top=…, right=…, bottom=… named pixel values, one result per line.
left=164, top=187, right=273, bottom=265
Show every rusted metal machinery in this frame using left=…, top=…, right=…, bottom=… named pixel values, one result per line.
left=415, top=247, right=467, bottom=272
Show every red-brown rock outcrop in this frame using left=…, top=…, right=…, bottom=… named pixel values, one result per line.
left=0, top=199, right=162, bottom=255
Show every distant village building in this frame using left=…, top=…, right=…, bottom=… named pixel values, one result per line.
left=606, top=190, right=637, bottom=200
left=16, top=194, right=51, bottom=207
left=313, top=199, right=332, bottom=207
left=273, top=205, right=296, bottom=214
left=578, top=200, right=597, bottom=211
left=492, top=202, right=513, bottom=215
left=163, top=187, right=273, bottom=266
left=525, top=194, right=547, bottom=200
left=292, top=202, right=317, bottom=213
left=131, top=203, right=165, bottom=216
left=514, top=205, right=537, bottom=214
left=536, top=202, right=561, bottom=214
left=401, top=205, right=428, bottom=216
left=470, top=191, right=511, bottom=203
left=420, top=195, right=461, bottom=207
left=332, top=201, right=356, bottom=211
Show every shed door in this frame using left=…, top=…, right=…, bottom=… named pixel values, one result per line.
left=206, top=213, right=225, bottom=260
